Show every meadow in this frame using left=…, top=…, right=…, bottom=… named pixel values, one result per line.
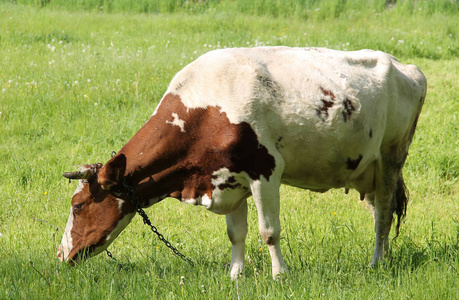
left=1, top=0, right=458, bottom=298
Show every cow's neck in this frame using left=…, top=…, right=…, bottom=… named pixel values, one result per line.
left=116, top=93, right=211, bottom=207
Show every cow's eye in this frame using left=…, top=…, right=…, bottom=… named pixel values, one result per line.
left=73, top=203, right=84, bottom=214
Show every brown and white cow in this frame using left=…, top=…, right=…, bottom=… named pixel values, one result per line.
left=58, top=47, right=426, bottom=279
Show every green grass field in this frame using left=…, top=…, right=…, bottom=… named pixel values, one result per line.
left=1, top=1, right=458, bottom=298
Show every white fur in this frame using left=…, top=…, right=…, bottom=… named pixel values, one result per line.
left=159, top=47, right=426, bottom=279
left=166, top=112, right=186, bottom=132
left=73, top=180, right=85, bottom=196
left=180, top=168, right=250, bottom=215
left=58, top=180, right=85, bottom=261
left=57, top=207, right=74, bottom=261
left=182, top=198, right=198, bottom=205
left=210, top=168, right=235, bottom=186
left=166, top=47, right=426, bottom=192
left=182, top=194, right=212, bottom=209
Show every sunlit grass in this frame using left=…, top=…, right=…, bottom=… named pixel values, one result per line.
left=0, top=2, right=458, bottom=299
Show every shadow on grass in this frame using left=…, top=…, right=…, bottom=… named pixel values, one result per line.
left=387, top=235, right=458, bottom=274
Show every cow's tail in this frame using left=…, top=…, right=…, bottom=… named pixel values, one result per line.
left=393, top=174, right=409, bottom=239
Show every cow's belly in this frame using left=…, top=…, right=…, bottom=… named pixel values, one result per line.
left=281, top=157, right=377, bottom=195
left=275, top=121, right=381, bottom=194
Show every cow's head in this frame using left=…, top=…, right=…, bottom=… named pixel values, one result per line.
left=57, top=154, right=136, bottom=264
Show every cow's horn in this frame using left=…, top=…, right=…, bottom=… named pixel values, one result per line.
left=62, top=168, right=94, bottom=180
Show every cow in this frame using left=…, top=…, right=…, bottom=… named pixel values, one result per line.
left=57, top=47, right=427, bottom=279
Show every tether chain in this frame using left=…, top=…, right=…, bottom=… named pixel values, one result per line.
left=105, top=249, right=123, bottom=270
left=105, top=152, right=194, bottom=266
left=122, top=178, right=194, bottom=266
left=136, top=205, right=195, bottom=267
left=105, top=152, right=194, bottom=267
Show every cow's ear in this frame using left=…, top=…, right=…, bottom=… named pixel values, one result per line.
left=98, top=154, right=127, bottom=190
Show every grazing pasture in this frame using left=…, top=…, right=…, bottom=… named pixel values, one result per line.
left=1, top=1, right=458, bottom=298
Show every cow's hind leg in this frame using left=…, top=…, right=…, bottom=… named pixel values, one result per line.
left=371, top=185, right=393, bottom=264
left=226, top=198, right=248, bottom=279
left=371, top=170, right=408, bottom=265
left=250, top=176, right=288, bottom=279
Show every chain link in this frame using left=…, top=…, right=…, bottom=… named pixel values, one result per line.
left=105, top=249, right=123, bottom=270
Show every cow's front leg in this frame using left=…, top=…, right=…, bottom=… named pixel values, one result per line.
left=250, top=178, right=288, bottom=279
left=226, top=199, right=248, bottom=280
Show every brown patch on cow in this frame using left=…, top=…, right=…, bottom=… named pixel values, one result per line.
left=265, top=236, right=275, bottom=246
left=320, top=87, right=336, bottom=99
left=217, top=176, right=243, bottom=190
left=229, top=122, right=275, bottom=180
left=342, top=98, right=355, bottom=122
left=113, top=93, right=275, bottom=204
left=346, top=154, right=363, bottom=170
left=64, top=93, right=276, bottom=262
left=98, top=154, right=127, bottom=190
left=316, top=87, right=336, bottom=121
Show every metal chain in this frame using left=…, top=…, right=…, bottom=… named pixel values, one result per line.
left=105, top=151, right=194, bottom=267
left=121, top=177, right=194, bottom=267
left=136, top=207, right=195, bottom=267
left=105, top=249, right=123, bottom=270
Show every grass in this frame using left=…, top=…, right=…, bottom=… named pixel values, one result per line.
left=1, top=1, right=458, bottom=298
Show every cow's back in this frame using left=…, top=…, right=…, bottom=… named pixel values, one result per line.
left=163, top=47, right=426, bottom=192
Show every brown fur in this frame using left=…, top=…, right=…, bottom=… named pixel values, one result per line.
left=68, top=177, right=132, bottom=261
left=105, top=93, right=275, bottom=203
left=98, top=154, right=126, bottom=190
left=63, top=93, right=275, bottom=261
